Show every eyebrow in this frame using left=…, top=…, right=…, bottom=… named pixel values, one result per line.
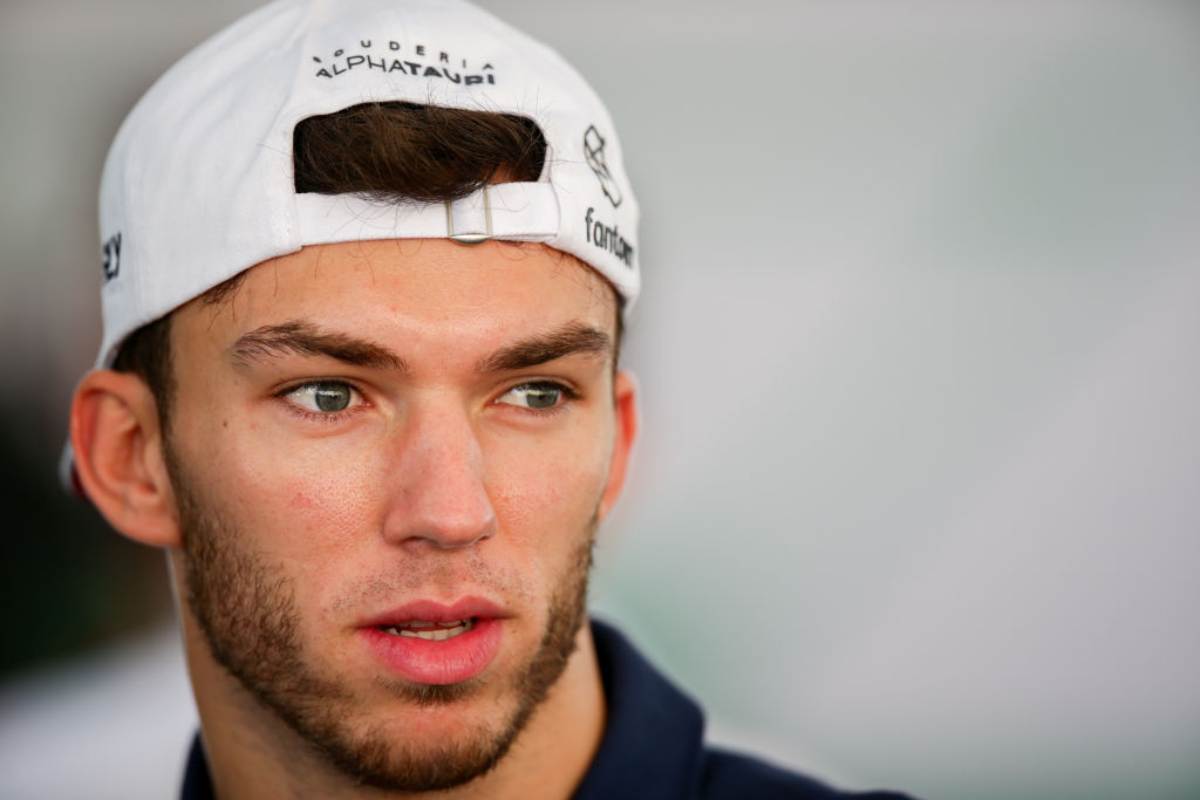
left=475, top=322, right=612, bottom=373
left=230, top=321, right=407, bottom=371
left=228, top=320, right=611, bottom=373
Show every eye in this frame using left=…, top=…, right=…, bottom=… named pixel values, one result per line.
left=496, top=381, right=574, bottom=412
left=282, top=381, right=362, bottom=415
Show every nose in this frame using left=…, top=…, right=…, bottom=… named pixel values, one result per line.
left=380, top=401, right=497, bottom=551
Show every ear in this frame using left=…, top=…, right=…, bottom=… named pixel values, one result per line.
left=598, top=369, right=639, bottom=520
left=69, top=369, right=181, bottom=548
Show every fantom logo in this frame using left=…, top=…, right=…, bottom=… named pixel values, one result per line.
left=584, top=207, right=634, bottom=268
left=583, top=125, right=622, bottom=208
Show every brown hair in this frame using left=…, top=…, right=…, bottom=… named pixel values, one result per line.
left=294, top=101, right=546, bottom=202
left=114, top=101, right=623, bottom=429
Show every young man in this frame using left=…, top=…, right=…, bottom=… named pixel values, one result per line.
left=67, top=1, right=912, bottom=797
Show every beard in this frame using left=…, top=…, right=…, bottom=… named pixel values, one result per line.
left=168, top=449, right=595, bottom=793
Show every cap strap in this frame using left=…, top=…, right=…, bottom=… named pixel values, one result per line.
left=294, top=182, right=559, bottom=246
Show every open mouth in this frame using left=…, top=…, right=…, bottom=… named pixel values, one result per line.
left=380, top=618, right=477, bottom=641
left=360, top=598, right=506, bottom=683
left=364, top=615, right=503, bottom=684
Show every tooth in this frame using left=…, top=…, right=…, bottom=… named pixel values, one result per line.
left=390, top=623, right=471, bottom=641
left=407, top=621, right=434, bottom=629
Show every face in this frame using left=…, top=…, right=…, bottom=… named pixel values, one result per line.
left=161, top=239, right=630, bottom=791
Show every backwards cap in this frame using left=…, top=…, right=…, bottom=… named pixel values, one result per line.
left=65, top=0, right=639, bottom=488
left=97, top=0, right=638, bottom=367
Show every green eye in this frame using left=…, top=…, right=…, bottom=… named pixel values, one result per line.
left=498, top=382, right=568, bottom=410
left=286, top=381, right=357, bottom=414
left=313, top=383, right=351, bottom=411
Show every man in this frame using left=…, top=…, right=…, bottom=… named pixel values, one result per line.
left=66, top=1, right=912, bottom=797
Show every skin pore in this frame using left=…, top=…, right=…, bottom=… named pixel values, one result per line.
left=71, top=238, right=637, bottom=799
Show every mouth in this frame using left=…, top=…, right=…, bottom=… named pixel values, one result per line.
left=359, top=598, right=507, bottom=685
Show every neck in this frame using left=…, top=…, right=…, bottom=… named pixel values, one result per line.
left=179, top=604, right=605, bottom=800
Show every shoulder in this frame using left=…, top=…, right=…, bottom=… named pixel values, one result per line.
left=698, top=747, right=917, bottom=800
left=583, top=620, right=916, bottom=800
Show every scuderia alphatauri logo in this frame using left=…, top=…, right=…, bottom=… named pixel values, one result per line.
left=311, top=39, right=496, bottom=85
left=583, top=124, right=622, bottom=208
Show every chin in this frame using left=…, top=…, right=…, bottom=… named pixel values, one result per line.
left=285, top=682, right=529, bottom=793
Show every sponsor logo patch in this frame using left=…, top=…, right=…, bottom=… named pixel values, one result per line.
left=101, top=232, right=122, bottom=282
left=583, top=124, right=622, bottom=208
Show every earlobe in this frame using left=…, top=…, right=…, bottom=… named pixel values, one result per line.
left=598, top=370, right=639, bottom=520
left=70, top=370, right=181, bottom=549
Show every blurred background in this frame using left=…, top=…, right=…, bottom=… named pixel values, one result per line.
left=2, top=1, right=1199, bottom=798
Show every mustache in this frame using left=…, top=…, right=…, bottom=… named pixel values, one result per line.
left=326, top=509, right=600, bottom=618
left=327, top=550, right=536, bottom=617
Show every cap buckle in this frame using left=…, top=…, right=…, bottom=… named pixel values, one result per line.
left=445, top=185, right=492, bottom=244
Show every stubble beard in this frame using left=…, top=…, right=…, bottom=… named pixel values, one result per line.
left=169, top=450, right=596, bottom=793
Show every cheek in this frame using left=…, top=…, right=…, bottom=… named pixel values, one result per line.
left=484, top=422, right=612, bottom=544
left=187, top=417, right=385, bottom=563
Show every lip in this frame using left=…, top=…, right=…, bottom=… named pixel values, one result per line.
left=359, top=596, right=509, bottom=629
left=358, top=597, right=508, bottom=685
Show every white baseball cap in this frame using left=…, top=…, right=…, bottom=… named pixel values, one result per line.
left=64, top=0, right=639, bottom=490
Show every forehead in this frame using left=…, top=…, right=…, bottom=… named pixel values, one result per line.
left=173, top=239, right=618, bottom=354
